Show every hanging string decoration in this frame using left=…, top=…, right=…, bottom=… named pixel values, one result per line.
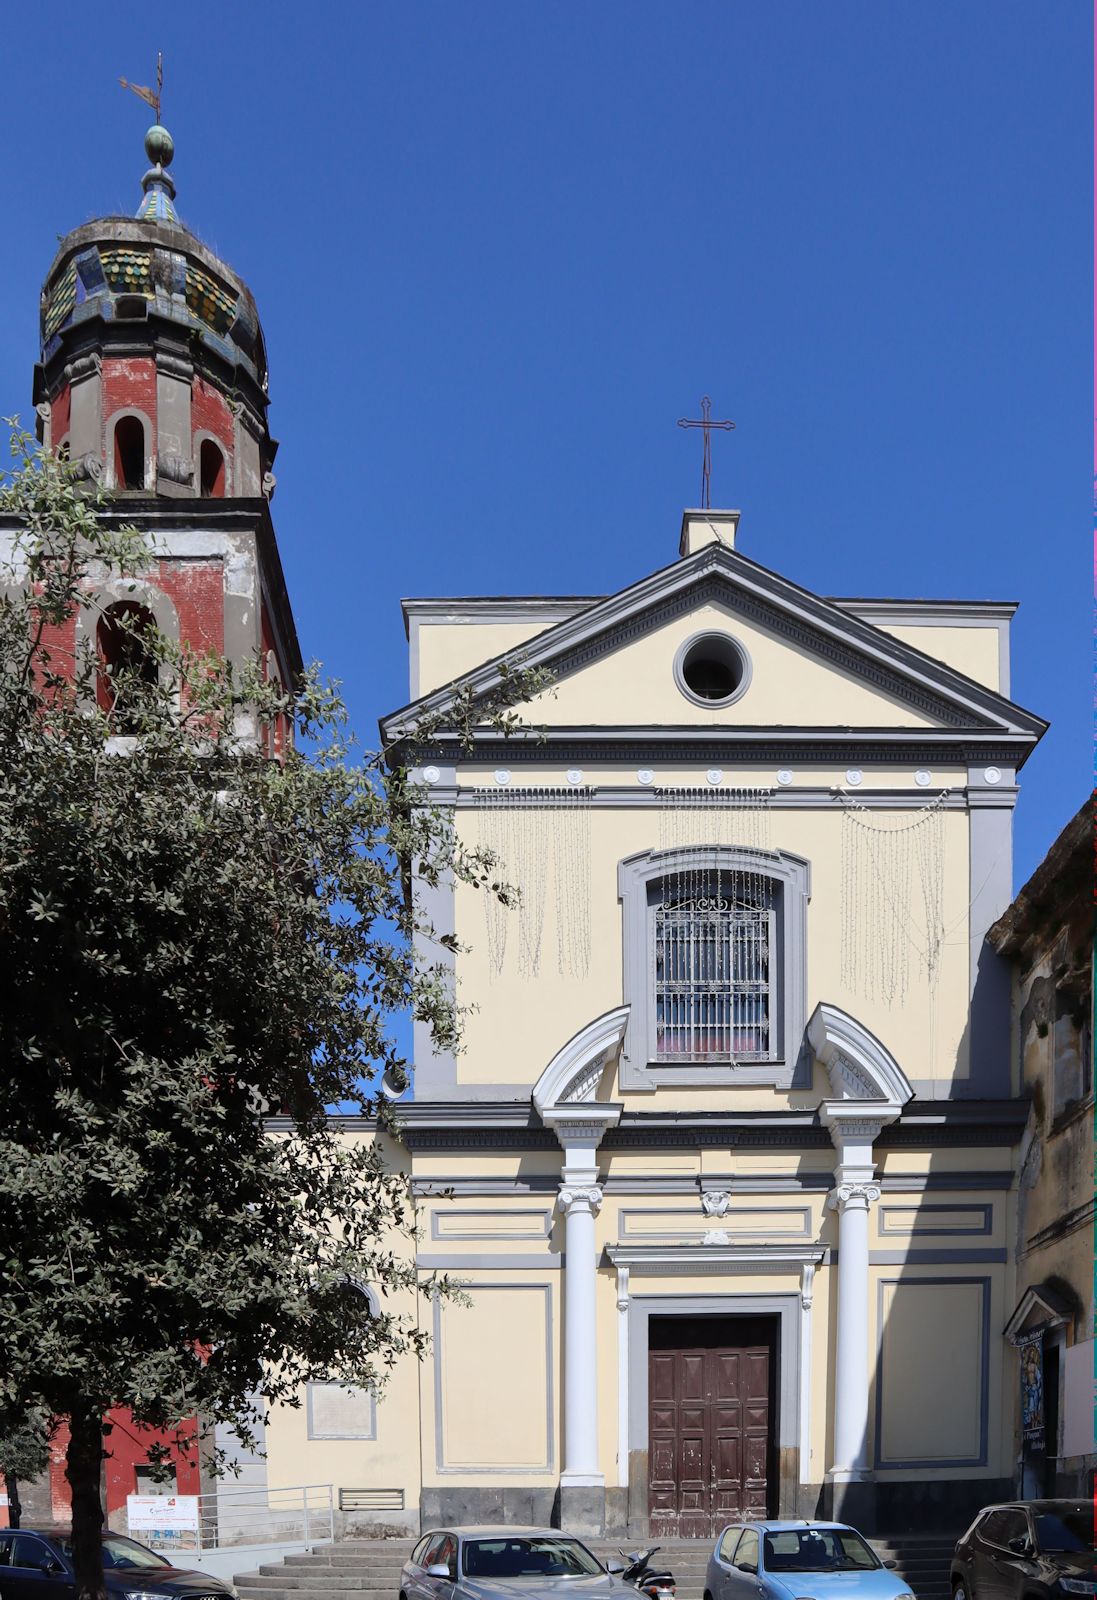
left=652, top=787, right=775, bottom=1061
left=839, top=792, right=947, bottom=1005
left=553, top=786, right=592, bottom=978
left=472, top=786, right=593, bottom=980
left=655, top=785, right=774, bottom=911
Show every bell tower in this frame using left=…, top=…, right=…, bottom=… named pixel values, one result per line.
left=34, top=123, right=274, bottom=501
left=26, top=120, right=300, bottom=728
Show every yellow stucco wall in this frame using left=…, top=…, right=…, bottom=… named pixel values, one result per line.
left=257, top=554, right=1027, bottom=1519
left=417, top=621, right=558, bottom=697
left=453, top=798, right=972, bottom=1096
left=873, top=623, right=1001, bottom=693
left=257, top=1143, right=1014, bottom=1505
left=509, top=602, right=941, bottom=728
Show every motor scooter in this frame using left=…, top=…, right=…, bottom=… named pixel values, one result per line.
left=619, top=1546, right=676, bottom=1600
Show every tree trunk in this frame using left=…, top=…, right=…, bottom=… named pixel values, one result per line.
left=66, top=1412, right=106, bottom=1600
left=5, top=1471, right=21, bottom=1528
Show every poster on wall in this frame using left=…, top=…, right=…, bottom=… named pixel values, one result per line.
left=1018, top=1328, right=1045, bottom=1447
left=126, top=1494, right=200, bottom=1553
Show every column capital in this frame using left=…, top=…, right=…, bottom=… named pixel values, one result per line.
left=540, top=1104, right=622, bottom=1149
left=828, top=1180, right=881, bottom=1213
left=558, top=1183, right=604, bottom=1217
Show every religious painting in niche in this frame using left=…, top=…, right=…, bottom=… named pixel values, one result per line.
left=1018, top=1329, right=1045, bottom=1447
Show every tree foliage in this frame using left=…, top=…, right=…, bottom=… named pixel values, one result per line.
left=0, top=430, right=545, bottom=1597
left=0, top=1404, right=51, bottom=1528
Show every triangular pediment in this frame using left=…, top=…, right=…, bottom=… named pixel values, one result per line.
left=381, top=543, right=1046, bottom=744
left=1004, top=1282, right=1078, bottom=1341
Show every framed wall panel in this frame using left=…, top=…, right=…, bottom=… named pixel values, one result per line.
left=433, top=1284, right=554, bottom=1473
left=874, top=1276, right=990, bottom=1469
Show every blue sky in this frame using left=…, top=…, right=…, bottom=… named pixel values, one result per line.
left=0, top=2, right=1089, bottom=884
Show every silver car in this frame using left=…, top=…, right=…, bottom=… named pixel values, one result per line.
left=705, top=1521, right=915, bottom=1600
left=401, top=1527, right=634, bottom=1600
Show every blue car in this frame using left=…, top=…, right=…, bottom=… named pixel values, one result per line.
left=705, top=1521, right=915, bottom=1600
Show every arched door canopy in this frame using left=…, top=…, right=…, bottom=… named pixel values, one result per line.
left=532, top=1006, right=628, bottom=1151
left=807, top=1001, right=913, bottom=1116
left=533, top=1006, right=629, bottom=1115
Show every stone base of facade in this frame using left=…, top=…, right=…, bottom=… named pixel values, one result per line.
left=419, top=1475, right=1015, bottom=1539
left=814, top=1476, right=1015, bottom=1535
left=869, top=1477, right=1013, bottom=1534
left=420, top=1486, right=557, bottom=1528
left=558, top=1482, right=606, bottom=1538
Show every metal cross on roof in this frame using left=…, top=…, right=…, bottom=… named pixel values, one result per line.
left=677, top=395, right=736, bottom=509
left=120, top=51, right=164, bottom=125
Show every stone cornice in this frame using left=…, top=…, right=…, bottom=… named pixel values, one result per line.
left=407, top=729, right=1041, bottom=769
left=605, top=1242, right=829, bottom=1275
left=382, top=1098, right=1030, bottom=1151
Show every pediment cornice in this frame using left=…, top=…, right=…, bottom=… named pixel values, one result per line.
left=381, top=542, right=1047, bottom=745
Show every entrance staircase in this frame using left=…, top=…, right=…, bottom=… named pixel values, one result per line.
left=232, top=1534, right=956, bottom=1600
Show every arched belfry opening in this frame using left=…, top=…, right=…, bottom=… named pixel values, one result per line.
left=113, top=416, right=146, bottom=491
left=96, top=601, right=158, bottom=728
left=199, top=438, right=226, bottom=498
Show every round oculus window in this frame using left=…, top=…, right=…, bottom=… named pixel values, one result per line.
left=674, top=632, right=751, bottom=707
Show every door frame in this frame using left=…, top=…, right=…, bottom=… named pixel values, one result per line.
left=627, top=1294, right=803, bottom=1531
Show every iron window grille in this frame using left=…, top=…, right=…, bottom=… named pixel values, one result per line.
left=653, top=877, right=776, bottom=1061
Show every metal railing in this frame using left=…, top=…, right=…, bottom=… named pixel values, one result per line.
left=137, top=1482, right=334, bottom=1555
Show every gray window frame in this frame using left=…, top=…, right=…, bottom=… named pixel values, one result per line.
left=618, top=844, right=810, bottom=1090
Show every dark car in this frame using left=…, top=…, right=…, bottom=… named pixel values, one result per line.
left=0, top=1527, right=233, bottom=1599
left=951, top=1501, right=1096, bottom=1600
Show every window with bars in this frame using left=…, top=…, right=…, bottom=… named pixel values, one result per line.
left=652, top=877, right=776, bottom=1061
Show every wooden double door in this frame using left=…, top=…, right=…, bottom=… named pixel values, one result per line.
left=648, top=1315, right=775, bottom=1538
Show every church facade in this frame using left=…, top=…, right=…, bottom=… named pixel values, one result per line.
left=263, top=508, right=1047, bottom=1538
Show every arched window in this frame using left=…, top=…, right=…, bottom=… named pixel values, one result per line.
left=199, top=439, right=226, bottom=498
left=113, top=416, right=146, bottom=491
left=97, top=602, right=158, bottom=729
left=618, top=845, right=810, bottom=1090
left=305, top=1279, right=379, bottom=1442
left=653, top=872, right=775, bottom=1061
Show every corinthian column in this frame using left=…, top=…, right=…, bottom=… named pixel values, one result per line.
left=558, top=1181, right=603, bottom=1486
left=820, top=1106, right=891, bottom=1526
left=829, top=1176, right=881, bottom=1479
left=537, top=1102, right=621, bottom=1538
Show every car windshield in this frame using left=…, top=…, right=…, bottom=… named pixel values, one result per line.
left=463, top=1537, right=604, bottom=1579
left=1033, top=1511, right=1096, bottom=1554
left=763, top=1530, right=879, bottom=1573
left=57, top=1533, right=170, bottom=1571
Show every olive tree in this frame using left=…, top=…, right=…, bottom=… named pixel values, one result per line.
left=0, top=429, right=540, bottom=1598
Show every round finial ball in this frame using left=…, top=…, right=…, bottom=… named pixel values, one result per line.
left=144, top=124, right=174, bottom=167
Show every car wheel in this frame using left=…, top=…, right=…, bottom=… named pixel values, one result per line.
left=954, top=1580, right=972, bottom=1600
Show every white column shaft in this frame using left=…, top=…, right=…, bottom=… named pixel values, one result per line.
left=832, top=1192, right=871, bottom=1475
left=561, top=1192, right=601, bottom=1481
left=616, top=1268, right=630, bottom=1488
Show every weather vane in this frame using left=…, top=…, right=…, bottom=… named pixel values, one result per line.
left=677, top=396, right=735, bottom=509
left=120, top=51, right=164, bottom=124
